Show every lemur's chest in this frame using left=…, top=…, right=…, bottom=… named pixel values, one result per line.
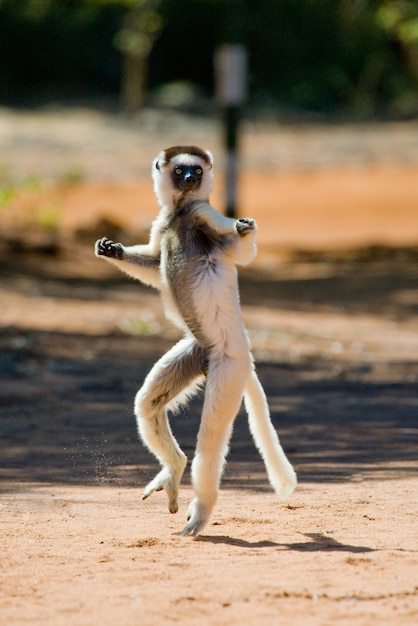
left=160, top=218, right=225, bottom=299
left=164, top=204, right=231, bottom=258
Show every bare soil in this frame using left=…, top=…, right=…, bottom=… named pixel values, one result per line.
left=0, top=108, right=417, bottom=625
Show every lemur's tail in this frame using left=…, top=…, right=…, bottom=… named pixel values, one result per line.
left=244, top=370, right=297, bottom=499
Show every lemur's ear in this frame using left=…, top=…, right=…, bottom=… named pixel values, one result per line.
left=154, top=150, right=166, bottom=171
left=205, top=150, right=214, bottom=169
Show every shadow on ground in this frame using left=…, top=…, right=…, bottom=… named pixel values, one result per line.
left=1, top=324, right=416, bottom=491
left=195, top=532, right=376, bottom=553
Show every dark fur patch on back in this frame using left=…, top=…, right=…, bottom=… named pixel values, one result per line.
left=163, top=146, right=212, bottom=166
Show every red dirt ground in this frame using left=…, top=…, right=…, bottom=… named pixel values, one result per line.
left=0, top=111, right=417, bottom=625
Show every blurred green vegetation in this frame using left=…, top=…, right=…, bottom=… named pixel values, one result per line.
left=0, top=167, right=40, bottom=207
left=0, top=0, right=417, bottom=119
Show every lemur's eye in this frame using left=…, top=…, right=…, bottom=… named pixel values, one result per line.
left=195, top=168, right=203, bottom=175
left=175, top=167, right=182, bottom=175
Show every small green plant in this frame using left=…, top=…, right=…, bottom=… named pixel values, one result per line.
left=0, top=186, right=15, bottom=207
left=35, top=205, right=61, bottom=230
left=22, top=175, right=41, bottom=191
left=129, top=319, right=160, bottom=335
left=119, top=317, right=161, bottom=336
left=61, top=165, right=85, bottom=185
left=0, top=165, right=14, bottom=207
left=0, top=170, right=41, bottom=208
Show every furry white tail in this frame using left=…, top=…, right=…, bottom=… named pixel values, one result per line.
left=244, top=370, right=297, bottom=499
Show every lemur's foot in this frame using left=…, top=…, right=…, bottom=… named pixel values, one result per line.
left=181, top=498, right=209, bottom=537
left=95, top=237, right=123, bottom=259
left=142, top=466, right=184, bottom=514
left=236, top=218, right=256, bottom=236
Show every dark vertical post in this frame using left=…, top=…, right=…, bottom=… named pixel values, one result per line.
left=215, top=0, right=247, bottom=218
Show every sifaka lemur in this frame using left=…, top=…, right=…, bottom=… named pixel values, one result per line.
left=95, top=145, right=297, bottom=536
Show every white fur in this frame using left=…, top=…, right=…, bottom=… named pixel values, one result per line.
left=245, top=371, right=297, bottom=499
left=152, top=151, right=214, bottom=208
left=95, top=147, right=296, bottom=536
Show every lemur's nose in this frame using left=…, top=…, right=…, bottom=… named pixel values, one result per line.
left=184, top=170, right=196, bottom=181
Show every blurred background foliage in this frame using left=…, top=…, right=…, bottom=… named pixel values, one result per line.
left=0, top=0, right=417, bottom=119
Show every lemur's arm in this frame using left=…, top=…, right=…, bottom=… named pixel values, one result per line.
left=193, top=202, right=257, bottom=266
left=95, top=238, right=161, bottom=288
left=232, top=217, right=258, bottom=266
left=95, top=213, right=163, bottom=289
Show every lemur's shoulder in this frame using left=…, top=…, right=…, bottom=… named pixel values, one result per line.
left=191, top=200, right=236, bottom=235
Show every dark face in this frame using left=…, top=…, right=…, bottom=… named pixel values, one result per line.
left=171, top=164, right=203, bottom=191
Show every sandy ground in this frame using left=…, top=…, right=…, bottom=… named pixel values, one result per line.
left=0, top=108, right=417, bottom=625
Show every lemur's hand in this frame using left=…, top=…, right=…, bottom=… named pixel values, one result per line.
left=236, top=218, right=256, bottom=236
left=95, top=237, right=123, bottom=259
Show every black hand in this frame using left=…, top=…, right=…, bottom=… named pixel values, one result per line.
left=95, top=237, right=123, bottom=259
left=236, top=218, right=255, bottom=235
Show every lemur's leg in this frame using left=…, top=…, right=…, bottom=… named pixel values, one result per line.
left=182, top=351, right=252, bottom=536
left=135, top=337, right=208, bottom=514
